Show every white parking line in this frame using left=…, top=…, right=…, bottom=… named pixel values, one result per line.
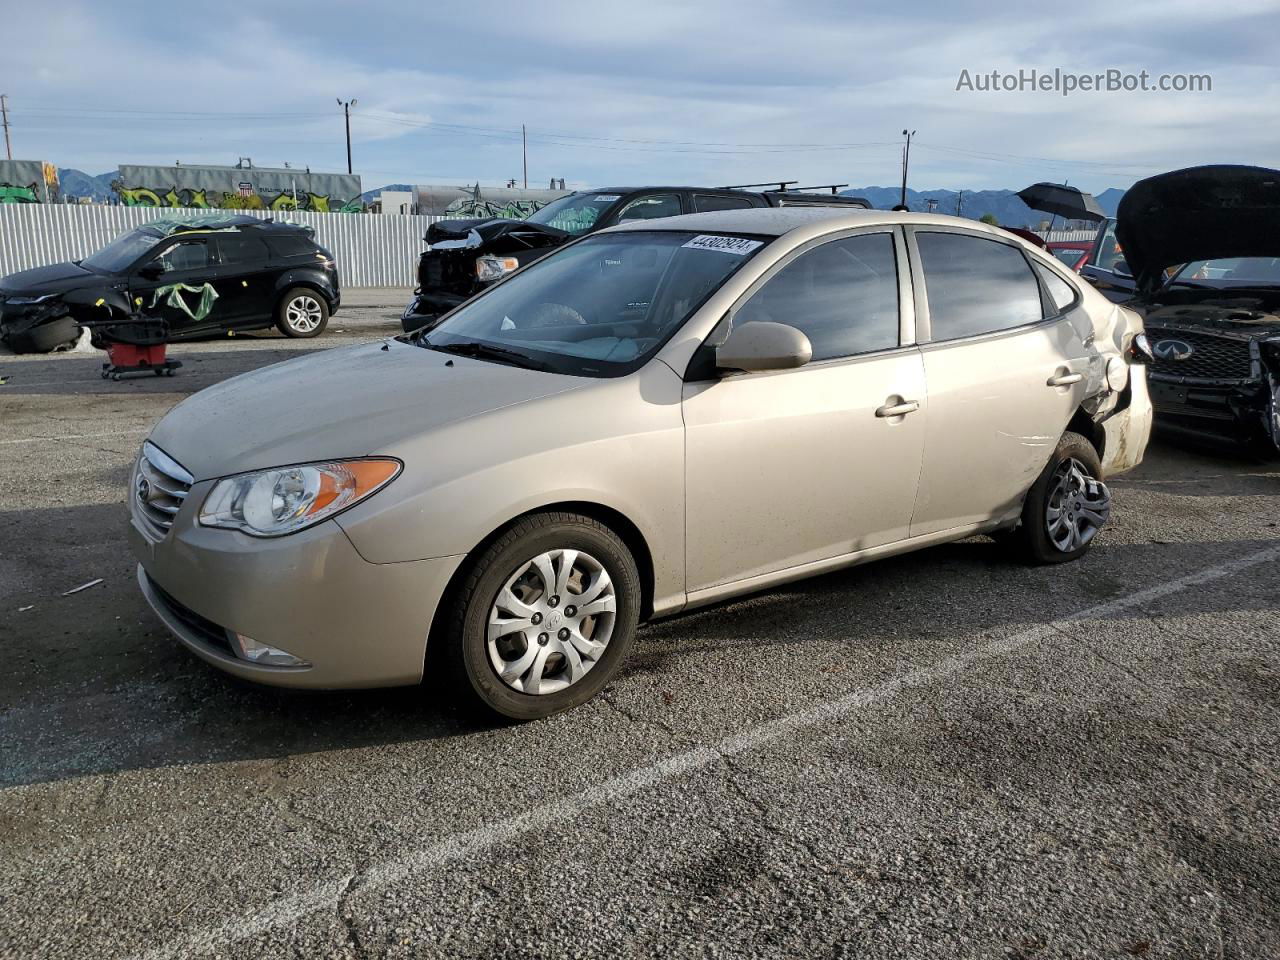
left=0, top=430, right=148, bottom=445
left=130, top=542, right=1280, bottom=960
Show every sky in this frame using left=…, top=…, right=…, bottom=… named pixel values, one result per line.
left=3, top=0, right=1278, bottom=195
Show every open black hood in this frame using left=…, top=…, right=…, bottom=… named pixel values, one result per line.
left=425, top=217, right=568, bottom=247
left=1117, top=164, right=1280, bottom=294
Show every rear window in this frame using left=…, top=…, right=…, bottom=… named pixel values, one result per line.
left=267, top=235, right=316, bottom=258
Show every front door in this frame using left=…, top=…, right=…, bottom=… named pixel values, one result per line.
left=907, top=228, right=1092, bottom=536
left=682, top=230, right=926, bottom=594
left=131, top=237, right=223, bottom=336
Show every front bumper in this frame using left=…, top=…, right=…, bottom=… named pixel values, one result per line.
left=1149, top=374, right=1280, bottom=452
left=131, top=503, right=463, bottom=689
left=400, top=290, right=472, bottom=333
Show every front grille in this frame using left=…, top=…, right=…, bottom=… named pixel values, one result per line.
left=148, top=575, right=234, bottom=655
left=133, top=442, right=193, bottom=541
left=1146, top=326, right=1254, bottom=381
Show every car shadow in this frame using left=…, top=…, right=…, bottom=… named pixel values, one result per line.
left=2, top=495, right=1277, bottom=790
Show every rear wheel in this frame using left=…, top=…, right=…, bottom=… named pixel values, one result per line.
left=1007, top=431, right=1110, bottom=564
left=276, top=288, right=329, bottom=338
left=444, top=512, right=641, bottom=720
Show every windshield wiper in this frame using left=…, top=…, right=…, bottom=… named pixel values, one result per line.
left=421, top=338, right=552, bottom=372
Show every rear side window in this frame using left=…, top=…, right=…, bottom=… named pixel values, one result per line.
left=735, top=232, right=899, bottom=361
left=267, top=235, right=316, bottom=258
left=917, top=232, right=1042, bottom=341
left=1034, top=262, right=1078, bottom=315
left=217, top=236, right=270, bottom=266
left=694, top=194, right=755, bottom=213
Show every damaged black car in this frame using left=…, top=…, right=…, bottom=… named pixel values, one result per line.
left=1118, top=164, right=1280, bottom=454
left=0, top=215, right=340, bottom=352
left=401, top=185, right=871, bottom=332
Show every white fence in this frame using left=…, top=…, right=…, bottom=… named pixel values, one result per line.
left=1036, top=229, right=1098, bottom=243
left=0, top=205, right=435, bottom=287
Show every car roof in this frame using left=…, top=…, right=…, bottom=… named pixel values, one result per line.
left=602, top=206, right=1031, bottom=241
left=581, top=186, right=755, bottom=195
left=137, top=215, right=312, bottom=238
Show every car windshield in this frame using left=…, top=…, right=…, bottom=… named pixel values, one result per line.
left=81, top=228, right=164, bottom=273
left=1174, top=257, right=1280, bottom=287
left=523, top=193, right=621, bottom=235
left=1050, top=247, right=1086, bottom=267
left=419, top=230, right=768, bottom=377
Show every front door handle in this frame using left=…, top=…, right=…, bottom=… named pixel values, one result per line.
left=1047, top=371, right=1083, bottom=387
left=875, top=398, right=920, bottom=418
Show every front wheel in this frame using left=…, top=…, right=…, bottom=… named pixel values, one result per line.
left=1007, top=431, right=1110, bottom=564
left=444, top=512, right=641, bottom=720
left=276, top=288, right=329, bottom=338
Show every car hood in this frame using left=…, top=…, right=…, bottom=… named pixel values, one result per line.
left=0, top=260, right=105, bottom=297
left=147, top=339, right=587, bottom=481
left=1117, top=165, right=1280, bottom=295
left=425, top=217, right=568, bottom=248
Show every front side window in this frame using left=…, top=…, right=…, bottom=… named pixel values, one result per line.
left=734, top=233, right=900, bottom=361
left=153, top=240, right=209, bottom=274
left=82, top=228, right=163, bottom=273
left=1093, top=220, right=1129, bottom=275
left=616, top=194, right=681, bottom=222
left=917, top=232, right=1043, bottom=341
left=419, top=230, right=768, bottom=377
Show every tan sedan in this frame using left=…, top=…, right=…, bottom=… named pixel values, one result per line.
left=131, top=208, right=1153, bottom=719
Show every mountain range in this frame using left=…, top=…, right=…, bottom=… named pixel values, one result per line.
left=52, top=169, right=1124, bottom=224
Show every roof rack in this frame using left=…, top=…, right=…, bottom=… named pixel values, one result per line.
left=720, top=181, right=799, bottom=191
left=781, top=184, right=849, bottom=195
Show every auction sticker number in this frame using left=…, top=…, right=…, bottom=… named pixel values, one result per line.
left=682, top=235, right=763, bottom=255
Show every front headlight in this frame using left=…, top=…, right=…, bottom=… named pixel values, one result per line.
left=198, top=459, right=401, bottom=537
left=6, top=293, right=56, bottom=305
left=475, top=255, right=519, bottom=283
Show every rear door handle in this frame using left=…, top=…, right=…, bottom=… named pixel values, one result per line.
left=875, top=398, right=920, bottom=418
left=1047, top=372, right=1083, bottom=386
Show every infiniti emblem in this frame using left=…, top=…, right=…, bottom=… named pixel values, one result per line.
left=1153, top=338, right=1194, bottom=361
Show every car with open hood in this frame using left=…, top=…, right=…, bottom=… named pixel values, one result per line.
left=1116, top=164, right=1280, bottom=453
left=132, top=207, right=1151, bottom=720
left=400, top=186, right=872, bottom=332
left=0, top=214, right=339, bottom=352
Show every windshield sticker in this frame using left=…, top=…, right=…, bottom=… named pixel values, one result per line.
left=682, top=235, right=763, bottom=256
left=592, top=195, right=621, bottom=202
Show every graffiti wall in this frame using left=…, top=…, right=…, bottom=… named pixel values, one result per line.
left=0, top=161, right=59, bottom=203
left=413, top=184, right=571, bottom=219
left=114, top=164, right=363, bottom=213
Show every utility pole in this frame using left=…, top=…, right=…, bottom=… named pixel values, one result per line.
left=522, top=124, right=527, bottom=189
left=899, top=129, right=916, bottom=208
left=0, top=95, right=12, bottom=161
left=955, top=190, right=964, bottom=217
left=337, top=98, right=357, bottom=174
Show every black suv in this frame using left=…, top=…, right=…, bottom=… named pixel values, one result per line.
left=0, top=214, right=340, bottom=352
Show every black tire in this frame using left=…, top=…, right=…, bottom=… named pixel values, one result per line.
left=275, top=287, right=329, bottom=338
left=443, top=512, right=641, bottom=721
left=1007, top=431, right=1109, bottom=564
left=14, top=316, right=80, bottom=354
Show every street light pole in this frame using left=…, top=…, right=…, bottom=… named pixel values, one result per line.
left=0, top=95, right=12, bottom=161
left=337, top=98, right=357, bottom=175
left=899, top=129, right=916, bottom=208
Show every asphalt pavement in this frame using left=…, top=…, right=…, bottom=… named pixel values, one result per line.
left=1, top=287, right=1278, bottom=959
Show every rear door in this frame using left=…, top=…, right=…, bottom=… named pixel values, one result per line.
left=906, top=228, right=1092, bottom=536
left=211, top=233, right=274, bottom=326
left=681, top=229, right=926, bottom=594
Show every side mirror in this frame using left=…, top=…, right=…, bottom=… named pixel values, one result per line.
left=137, top=264, right=164, bottom=280
left=716, top=321, right=813, bottom=373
